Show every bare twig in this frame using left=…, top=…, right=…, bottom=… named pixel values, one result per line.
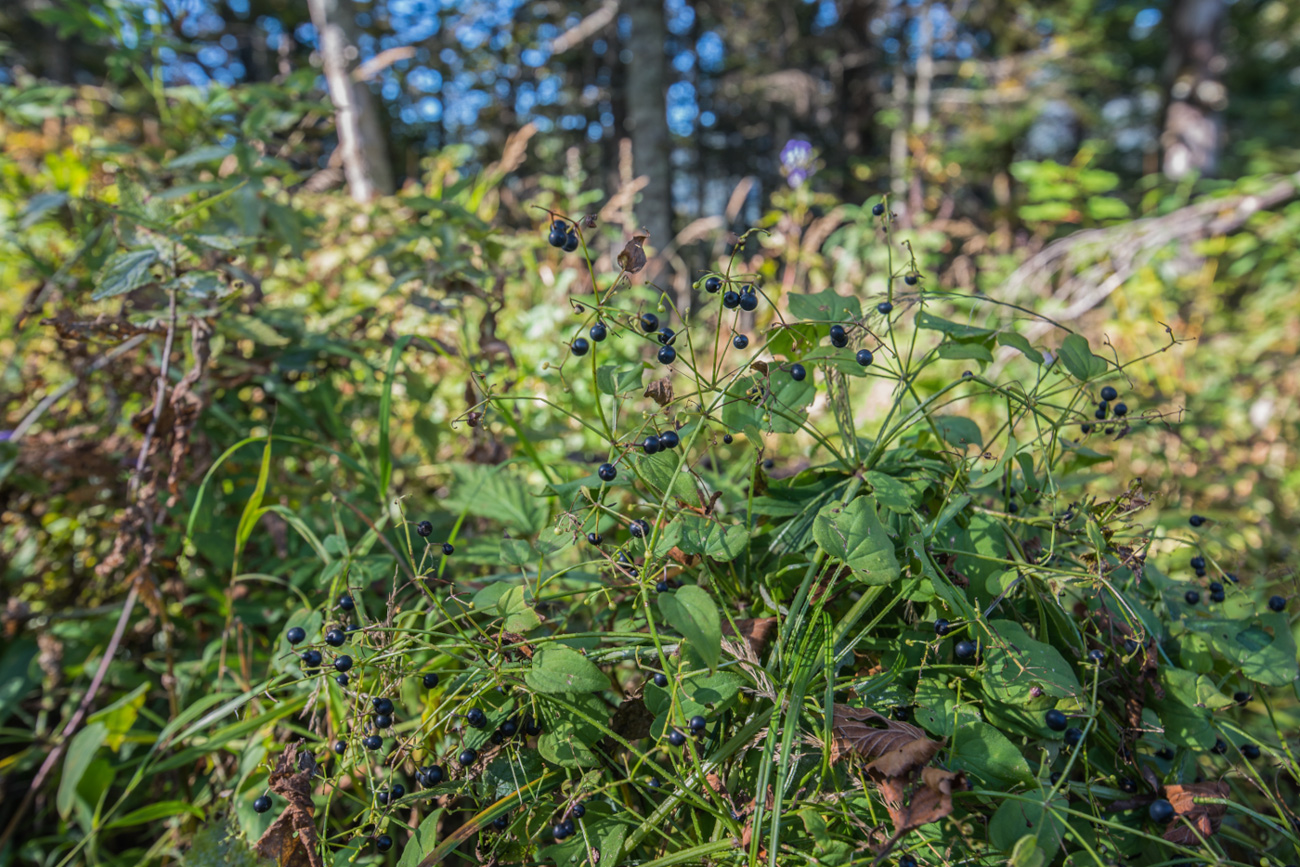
left=10, top=333, right=151, bottom=440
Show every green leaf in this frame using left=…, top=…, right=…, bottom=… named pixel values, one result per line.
left=652, top=514, right=748, bottom=561
left=982, top=620, right=1082, bottom=704
left=863, top=471, right=916, bottom=513
left=916, top=311, right=993, bottom=339
left=396, top=809, right=444, bottom=867
left=812, top=495, right=900, bottom=585
left=1057, top=334, right=1107, bottom=381
left=998, top=332, right=1044, bottom=364
left=659, top=586, right=722, bottom=669
left=537, top=799, right=631, bottom=864
left=989, top=791, right=1067, bottom=861
left=499, top=538, right=533, bottom=567
left=630, top=450, right=697, bottom=501
left=596, top=363, right=645, bottom=395
left=949, top=721, right=1035, bottom=786
left=933, top=416, right=983, bottom=449
left=93, top=249, right=159, bottom=300
left=788, top=291, right=862, bottom=323
left=234, top=434, right=273, bottom=564
left=86, top=682, right=147, bottom=751
left=913, top=681, right=981, bottom=737
left=525, top=646, right=609, bottom=694
left=537, top=693, right=605, bottom=767
left=498, top=586, right=542, bottom=633
left=446, top=464, right=548, bottom=535
left=1183, top=613, right=1298, bottom=687
left=937, top=342, right=994, bottom=364
left=105, top=800, right=205, bottom=829
left=57, top=722, right=107, bottom=819
left=0, top=639, right=37, bottom=725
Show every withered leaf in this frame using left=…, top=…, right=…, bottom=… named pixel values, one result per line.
left=617, top=231, right=649, bottom=273
left=1162, top=781, right=1230, bottom=845
left=829, top=706, right=944, bottom=774
left=254, top=744, right=325, bottom=867
left=722, top=617, right=777, bottom=658
left=644, top=376, right=674, bottom=407
left=881, top=768, right=966, bottom=834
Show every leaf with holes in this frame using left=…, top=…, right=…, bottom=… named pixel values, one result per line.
left=812, top=496, right=900, bottom=585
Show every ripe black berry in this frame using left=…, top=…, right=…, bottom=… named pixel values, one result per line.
left=829, top=324, right=847, bottom=347
left=789, top=363, right=806, bottom=382
left=417, top=520, right=433, bottom=537
left=1211, top=738, right=1227, bottom=754
left=1156, top=746, right=1175, bottom=760
left=723, top=291, right=740, bottom=309
left=1049, top=771, right=1062, bottom=785
left=659, top=430, right=680, bottom=449
left=377, top=789, right=391, bottom=806
left=423, top=765, right=445, bottom=786
left=954, top=639, right=976, bottom=659
left=493, top=814, right=509, bottom=830
left=1080, top=423, right=1092, bottom=434
left=336, top=673, right=349, bottom=686
left=1268, top=595, right=1287, bottom=612
left=723, top=434, right=733, bottom=444
left=563, top=231, right=579, bottom=253
left=571, top=802, right=586, bottom=818
left=286, top=627, right=306, bottom=645
left=571, top=337, right=590, bottom=357
left=642, top=435, right=661, bottom=454
left=704, top=276, right=722, bottom=293
left=1208, top=581, right=1223, bottom=594
left=1094, top=407, right=1107, bottom=420
left=739, top=291, right=758, bottom=311
left=374, top=714, right=392, bottom=729
left=899, top=855, right=917, bottom=867
left=334, top=655, right=353, bottom=673
left=442, top=542, right=454, bottom=555
left=548, top=228, right=566, bottom=248
left=1118, top=777, right=1137, bottom=794
left=552, top=823, right=569, bottom=841
left=500, top=718, right=518, bottom=737
left=640, top=312, right=659, bottom=333
left=587, top=532, right=603, bottom=546
left=590, top=322, right=607, bottom=342
left=689, top=715, right=706, bottom=733
left=653, top=673, right=669, bottom=688
left=872, top=202, right=885, bottom=217
left=363, top=735, right=383, bottom=750
left=374, top=697, right=394, bottom=715
left=423, top=673, right=439, bottom=689
left=467, top=708, right=487, bottom=728
left=1064, top=727, right=1083, bottom=747
left=1045, top=709, right=1068, bottom=731
left=630, top=519, right=651, bottom=539
left=1189, top=514, right=1206, bottom=527
left=598, top=463, right=617, bottom=482
left=1225, top=572, right=1239, bottom=584
left=657, top=345, right=676, bottom=364
left=655, top=328, right=676, bottom=348
left=1210, top=589, right=1225, bottom=603
left=1190, top=555, right=1206, bottom=570
left=253, top=795, right=272, bottom=813
left=1100, top=386, right=1118, bottom=402
left=1242, top=743, right=1262, bottom=759
left=656, top=580, right=670, bottom=592
left=301, top=649, right=323, bottom=667
left=1088, top=649, right=1105, bottom=664
left=375, top=834, right=393, bottom=852
left=1233, top=690, right=1250, bottom=705
left=1185, top=589, right=1200, bottom=606
left=338, top=594, right=354, bottom=611
left=877, top=301, right=893, bottom=315
left=1113, top=402, right=1128, bottom=416
left=667, top=729, right=686, bottom=747
left=325, top=629, right=345, bottom=647
left=933, top=618, right=950, bottom=636
left=856, top=349, right=874, bottom=367
left=1149, top=799, right=1174, bottom=823
left=904, top=273, right=918, bottom=286
left=459, top=748, right=477, bottom=766
left=334, top=740, right=347, bottom=754
left=733, top=334, right=748, bottom=349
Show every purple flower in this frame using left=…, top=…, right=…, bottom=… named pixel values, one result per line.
left=779, top=138, right=816, bottom=188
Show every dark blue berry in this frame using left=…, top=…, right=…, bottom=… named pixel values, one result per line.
left=442, top=542, right=454, bottom=555
left=656, top=580, right=670, bottom=592
left=739, top=291, right=758, bottom=311
left=653, top=673, right=668, bottom=688
left=872, top=202, right=885, bottom=216
left=899, top=855, right=917, bottom=867
left=363, top=735, right=383, bottom=750
left=1088, top=649, right=1105, bottom=664
left=1185, top=589, right=1200, bottom=605
left=1233, top=690, right=1250, bottom=705
left=659, top=430, right=679, bottom=449
left=552, top=823, right=569, bottom=840
left=1189, top=514, right=1206, bottom=527
left=376, top=834, right=393, bottom=852
left=459, top=748, right=477, bottom=766
left=1212, top=738, right=1227, bottom=754
left=338, top=594, right=354, bottom=611
left=417, top=520, right=433, bottom=537
left=1209, top=581, right=1223, bottom=593
left=640, top=313, right=659, bottom=333
left=657, top=345, right=676, bottom=364
left=1045, top=709, right=1068, bottom=731
left=598, top=463, right=617, bottom=482
left=467, top=708, right=487, bottom=728
left=563, top=231, right=579, bottom=253
left=689, top=715, right=706, bottom=733
left=571, top=337, right=590, bottom=356
left=334, top=655, right=353, bottom=673
left=723, top=291, right=740, bottom=309
left=630, top=519, right=651, bottom=539
left=571, top=802, right=585, bottom=818
left=829, top=324, right=847, bottom=347
left=789, top=363, right=806, bottom=382
left=1094, top=407, right=1107, bottom=420
left=642, top=435, right=661, bottom=454
left=335, top=673, right=349, bottom=686
left=373, top=697, right=393, bottom=714
left=704, top=276, right=722, bottom=293
left=1064, top=727, right=1083, bottom=747
left=286, top=627, right=306, bottom=645
left=667, top=729, right=686, bottom=747
left=423, top=673, right=439, bottom=689
left=1269, top=595, right=1287, bottom=612
left=1113, top=402, right=1128, bottom=417
left=723, top=434, right=733, bottom=444
left=590, top=322, right=607, bottom=342
left=325, top=629, right=345, bottom=647
left=733, top=334, right=748, bottom=349
left=657, top=327, right=676, bottom=345
left=493, top=814, right=509, bottom=830
left=374, top=714, right=392, bottom=729
left=1190, top=555, right=1206, bottom=570
left=933, top=618, right=950, bottom=636
left=904, top=273, right=918, bottom=286
left=1100, top=386, right=1118, bottom=402
left=301, top=649, right=322, bottom=667
left=1149, top=799, right=1174, bottom=823
left=954, top=639, right=976, bottom=659
left=587, top=532, right=603, bottom=546
left=877, top=301, right=893, bottom=315
left=856, top=349, right=874, bottom=366
left=1210, top=590, right=1225, bottom=603
left=549, top=230, right=566, bottom=248
left=500, top=718, right=518, bottom=737
left=253, top=795, right=272, bottom=813
left=334, top=740, right=347, bottom=754
left=1118, top=777, right=1137, bottom=794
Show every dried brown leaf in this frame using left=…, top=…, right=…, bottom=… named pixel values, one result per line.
left=254, top=744, right=325, bottom=867
left=722, top=617, right=777, bottom=658
left=617, top=231, right=649, bottom=273
left=1162, top=781, right=1230, bottom=845
left=830, top=706, right=943, bottom=774
left=644, top=376, right=674, bottom=407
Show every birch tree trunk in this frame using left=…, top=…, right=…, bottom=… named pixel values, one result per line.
left=625, top=0, right=673, bottom=268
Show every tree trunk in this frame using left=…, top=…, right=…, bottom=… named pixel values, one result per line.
left=307, top=0, right=394, bottom=202
left=625, top=0, right=673, bottom=274
left=1161, top=0, right=1226, bottom=180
